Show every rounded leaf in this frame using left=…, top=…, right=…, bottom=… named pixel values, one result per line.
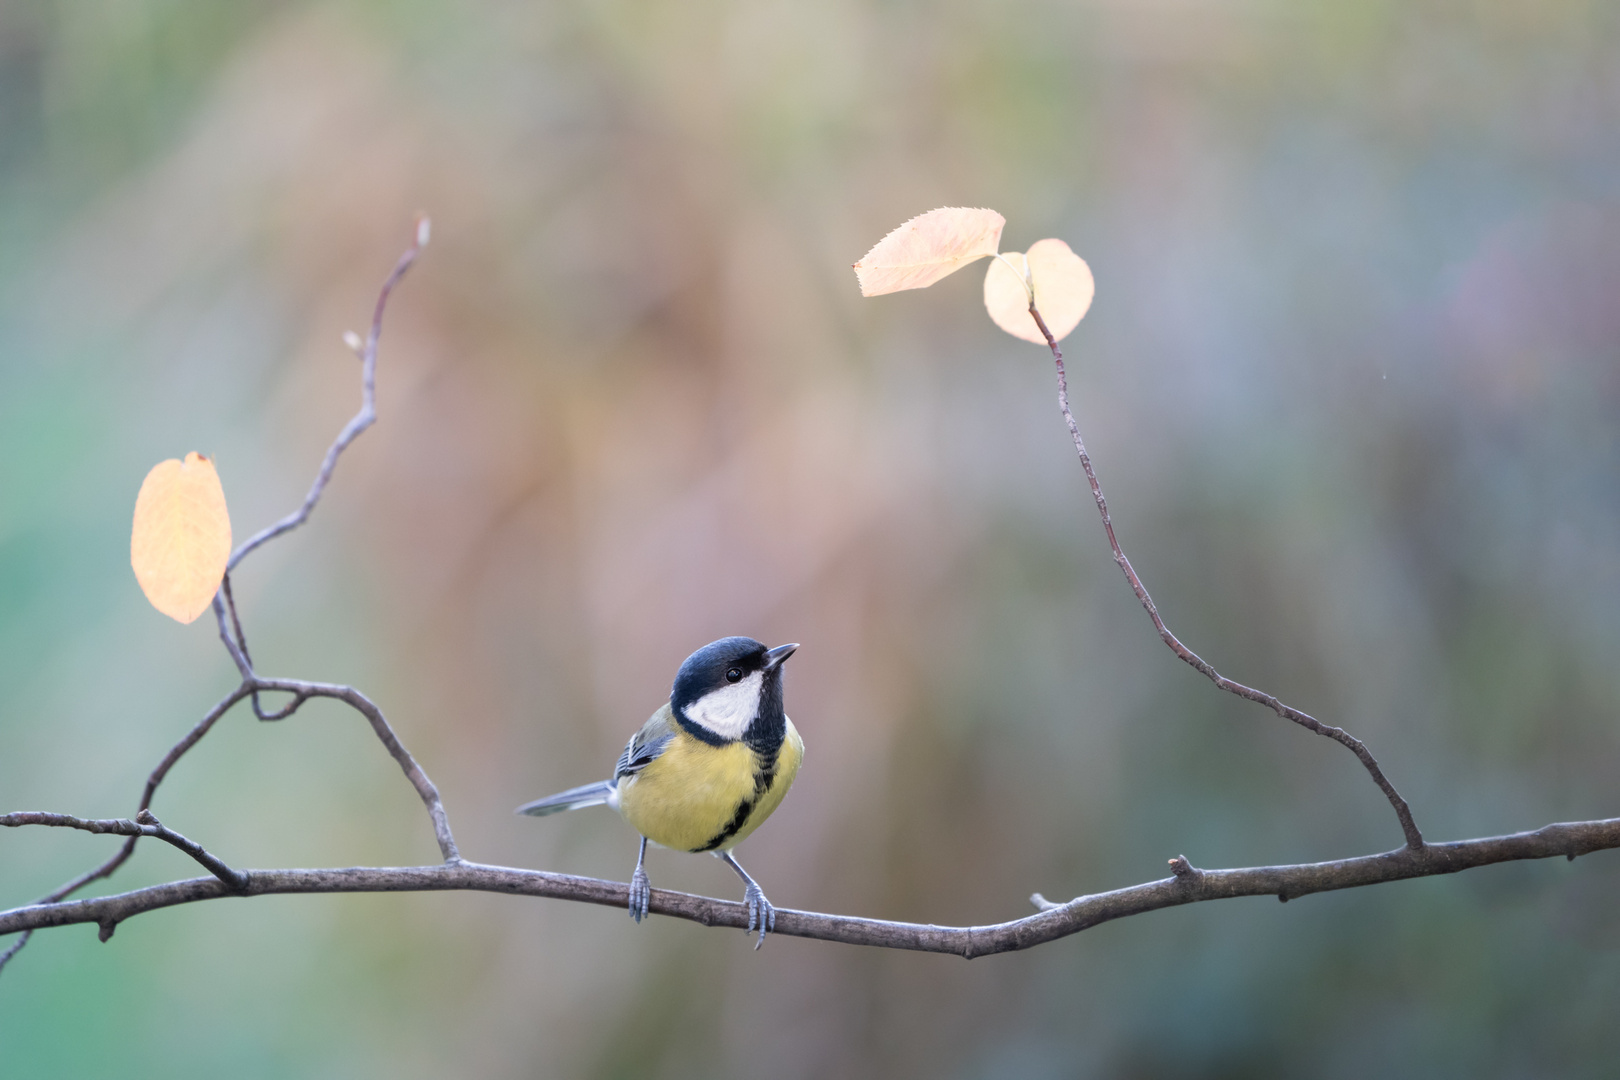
left=131, top=452, right=232, bottom=624
left=853, top=207, right=1006, bottom=296
left=983, top=239, right=1095, bottom=345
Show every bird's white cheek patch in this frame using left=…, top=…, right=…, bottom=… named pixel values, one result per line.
left=684, top=672, right=763, bottom=740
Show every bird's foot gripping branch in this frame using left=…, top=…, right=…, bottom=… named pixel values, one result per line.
left=4, top=211, right=1619, bottom=976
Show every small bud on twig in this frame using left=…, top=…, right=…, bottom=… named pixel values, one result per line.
left=342, top=331, right=364, bottom=354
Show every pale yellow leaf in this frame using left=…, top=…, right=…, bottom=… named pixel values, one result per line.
left=131, top=452, right=232, bottom=624
left=983, top=239, right=1096, bottom=345
left=853, top=207, right=1006, bottom=296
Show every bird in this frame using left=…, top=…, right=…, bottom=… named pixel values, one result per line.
left=516, top=636, right=803, bottom=948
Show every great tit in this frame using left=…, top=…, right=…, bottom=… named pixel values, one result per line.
left=516, top=637, right=802, bottom=947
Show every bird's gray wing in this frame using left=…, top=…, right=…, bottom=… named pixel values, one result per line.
left=615, top=702, right=676, bottom=780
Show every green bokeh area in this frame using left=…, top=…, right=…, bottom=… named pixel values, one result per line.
left=4, top=1, right=1620, bottom=1076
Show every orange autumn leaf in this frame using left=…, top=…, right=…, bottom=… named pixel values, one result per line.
left=853, top=207, right=1006, bottom=296
left=983, top=238, right=1096, bottom=345
left=131, top=452, right=232, bottom=624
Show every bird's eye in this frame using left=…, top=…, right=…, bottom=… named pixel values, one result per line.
left=726, top=668, right=743, bottom=683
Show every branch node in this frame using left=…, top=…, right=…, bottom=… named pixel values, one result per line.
left=1168, top=855, right=1201, bottom=880
left=1030, top=892, right=1063, bottom=911
left=97, top=921, right=115, bottom=943
left=1278, top=893, right=1289, bottom=903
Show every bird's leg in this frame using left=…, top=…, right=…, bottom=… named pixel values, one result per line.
left=629, top=836, right=651, bottom=923
left=717, top=851, right=775, bottom=949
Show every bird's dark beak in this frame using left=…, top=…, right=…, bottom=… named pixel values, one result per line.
left=762, top=643, right=799, bottom=671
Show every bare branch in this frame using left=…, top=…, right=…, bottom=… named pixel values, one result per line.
left=250, top=678, right=459, bottom=864
left=1026, top=301, right=1425, bottom=851
left=4, top=818, right=1616, bottom=957
left=1, top=811, right=247, bottom=892
left=0, top=932, right=30, bottom=974
left=140, top=684, right=259, bottom=812
left=0, top=669, right=452, bottom=973
left=226, top=220, right=428, bottom=572
left=16, top=684, right=251, bottom=902
left=220, top=572, right=253, bottom=672
left=0, top=681, right=262, bottom=973
left=126, top=674, right=455, bottom=864
left=253, top=688, right=313, bottom=722
left=212, top=593, right=254, bottom=680
left=220, top=571, right=279, bottom=720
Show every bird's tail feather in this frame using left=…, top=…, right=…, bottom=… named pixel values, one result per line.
left=515, top=780, right=613, bottom=817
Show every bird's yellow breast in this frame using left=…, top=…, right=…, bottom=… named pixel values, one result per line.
left=616, top=719, right=803, bottom=853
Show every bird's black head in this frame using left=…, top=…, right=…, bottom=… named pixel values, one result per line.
left=671, top=636, right=798, bottom=747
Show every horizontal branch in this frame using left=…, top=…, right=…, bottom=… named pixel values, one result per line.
left=5, top=817, right=1617, bottom=957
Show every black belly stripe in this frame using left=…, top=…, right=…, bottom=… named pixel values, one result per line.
left=753, top=757, right=776, bottom=797
left=695, top=797, right=754, bottom=852
left=694, top=751, right=778, bottom=853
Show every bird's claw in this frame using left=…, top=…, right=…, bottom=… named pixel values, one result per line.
left=742, top=881, right=775, bottom=949
left=629, top=864, right=651, bottom=923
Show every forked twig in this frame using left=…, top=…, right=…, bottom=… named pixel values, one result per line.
left=0, top=221, right=446, bottom=975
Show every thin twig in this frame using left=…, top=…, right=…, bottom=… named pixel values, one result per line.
left=0, top=933, right=29, bottom=973
left=212, top=594, right=254, bottom=680
left=253, top=688, right=313, bottom=722
left=1026, top=301, right=1425, bottom=850
left=4, top=817, right=1614, bottom=957
left=0, top=667, right=457, bottom=974
left=139, top=684, right=259, bottom=812
left=221, top=572, right=253, bottom=671
left=221, top=571, right=278, bottom=719
left=226, top=218, right=428, bottom=572
left=250, top=678, right=459, bottom=864
left=1, top=811, right=247, bottom=892
left=0, top=684, right=255, bottom=973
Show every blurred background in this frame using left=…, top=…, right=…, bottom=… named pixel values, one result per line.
left=2, top=0, right=1619, bottom=1076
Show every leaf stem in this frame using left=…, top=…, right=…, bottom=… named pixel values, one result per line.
left=992, top=252, right=1034, bottom=304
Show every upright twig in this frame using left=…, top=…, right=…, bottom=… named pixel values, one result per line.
left=227, top=218, right=430, bottom=572
left=213, top=593, right=254, bottom=681
left=1025, top=301, right=1424, bottom=850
